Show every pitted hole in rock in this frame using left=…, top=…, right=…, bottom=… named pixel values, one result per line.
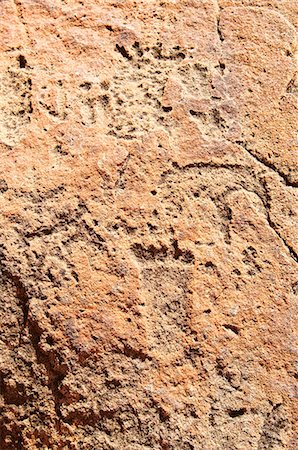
left=147, top=223, right=157, bottom=231
left=132, top=41, right=144, bottom=57
left=71, top=271, right=79, bottom=282
left=172, top=240, right=195, bottom=264
left=80, top=82, right=92, bottom=91
left=53, top=144, right=68, bottom=156
left=100, top=80, right=110, bottom=90
left=100, top=95, right=110, bottom=107
left=223, top=324, right=240, bottom=335
left=292, top=282, right=298, bottom=295
left=1, top=69, right=34, bottom=144
left=18, top=55, right=27, bottom=69
left=131, top=243, right=168, bottom=261
left=194, top=63, right=208, bottom=74
left=286, top=77, right=297, bottom=93
left=46, top=335, right=55, bottom=346
left=258, top=403, right=290, bottom=448
left=228, top=408, right=246, bottom=418
left=212, top=108, right=226, bottom=130
left=176, top=53, right=186, bottom=61
left=219, top=61, right=226, bottom=73
left=189, top=110, right=206, bottom=121
left=0, top=179, right=8, bottom=193
left=116, top=44, right=132, bottom=60
left=204, top=261, right=216, bottom=271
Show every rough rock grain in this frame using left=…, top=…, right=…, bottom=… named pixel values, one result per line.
left=0, top=0, right=297, bottom=449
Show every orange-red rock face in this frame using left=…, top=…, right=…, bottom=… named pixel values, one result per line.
left=0, top=1, right=297, bottom=448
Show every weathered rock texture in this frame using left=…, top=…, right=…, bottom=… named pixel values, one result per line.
left=0, top=0, right=297, bottom=448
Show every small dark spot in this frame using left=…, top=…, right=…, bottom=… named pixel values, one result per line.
left=18, top=55, right=27, bottom=68
left=204, top=309, right=211, bottom=314
left=228, top=408, right=246, bottom=418
left=162, top=106, right=172, bottom=112
left=106, top=25, right=113, bottom=32
left=151, top=190, right=157, bottom=196
left=127, top=318, right=132, bottom=322
left=193, top=192, right=200, bottom=198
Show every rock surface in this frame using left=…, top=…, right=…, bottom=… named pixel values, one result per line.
left=0, top=0, right=297, bottom=448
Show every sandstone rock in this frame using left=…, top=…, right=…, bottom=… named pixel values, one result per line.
left=0, top=0, right=297, bottom=449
